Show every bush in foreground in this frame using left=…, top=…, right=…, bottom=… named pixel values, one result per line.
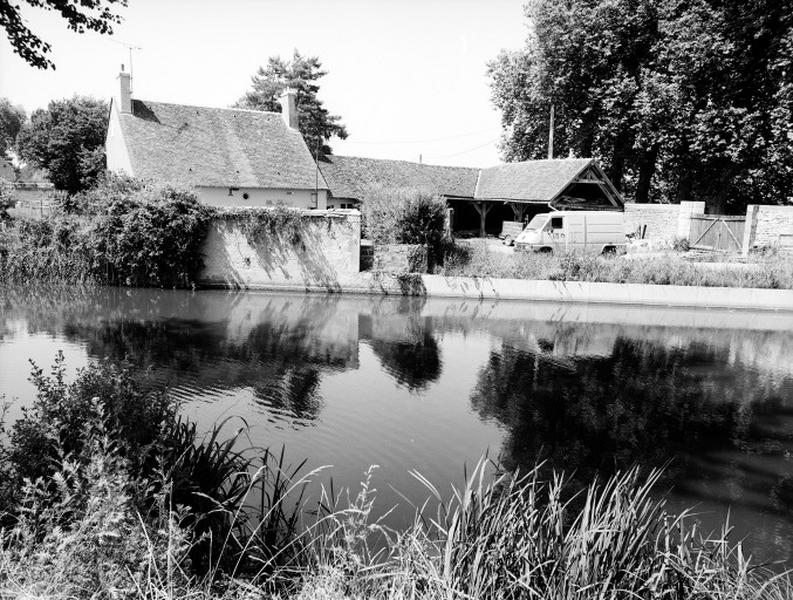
left=0, top=358, right=790, bottom=599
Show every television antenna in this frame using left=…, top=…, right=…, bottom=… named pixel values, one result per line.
left=109, top=39, right=142, bottom=92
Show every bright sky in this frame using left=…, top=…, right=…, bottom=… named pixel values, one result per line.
left=0, top=0, right=528, bottom=168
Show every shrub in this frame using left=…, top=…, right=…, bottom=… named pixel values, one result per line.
left=91, top=184, right=214, bottom=287
left=361, top=186, right=447, bottom=270
left=0, top=177, right=215, bottom=288
left=0, top=179, right=15, bottom=221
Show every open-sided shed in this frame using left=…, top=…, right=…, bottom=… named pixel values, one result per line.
left=463, top=158, right=623, bottom=236
left=320, top=156, right=623, bottom=237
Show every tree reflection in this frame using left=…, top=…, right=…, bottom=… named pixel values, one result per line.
left=470, top=337, right=790, bottom=483
left=369, top=333, right=442, bottom=392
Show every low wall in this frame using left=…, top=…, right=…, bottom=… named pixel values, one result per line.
left=624, top=201, right=704, bottom=242
left=744, top=205, right=793, bottom=254
left=201, top=272, right=793, bottom=312
left=372, top=244, right=427, bottom=274
left=199, top=209, right=361, bottom=290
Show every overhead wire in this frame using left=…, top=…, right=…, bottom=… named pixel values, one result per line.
left=340, top=128, right=501, bottom=145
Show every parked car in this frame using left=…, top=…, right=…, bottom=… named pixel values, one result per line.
left=499, top=220, right=525, bottom=246
left=514, top=211, right=626, bottom=254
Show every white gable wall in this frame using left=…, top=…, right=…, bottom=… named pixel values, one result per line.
left=105, top=102, right=134, bottom=176
left=196, top=186, right=328, bottom=210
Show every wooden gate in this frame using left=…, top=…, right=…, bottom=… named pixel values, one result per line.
left=689, top=214, right=745, bottom=252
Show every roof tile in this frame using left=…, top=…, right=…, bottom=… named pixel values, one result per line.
left=319, top=155, right=479, bottom=200
left=119, top=100, right=328, bottom=190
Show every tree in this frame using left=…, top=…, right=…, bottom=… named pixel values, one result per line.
left=236, top=50, right=348, bottom=157
left=1, top=0, right=127, bottom=70
left=17, top=96, right=108, bottom=193
left=489, top=0, right=793, bottom=211
left=0, top=98, right=26, bottom=156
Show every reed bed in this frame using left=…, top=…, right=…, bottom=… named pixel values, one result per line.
left=0, top=359, right=790, bottom=599
left=1, top=456, right=790, bottom=599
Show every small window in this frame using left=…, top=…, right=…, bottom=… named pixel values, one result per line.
left=327, top=204, right=335, bottom=209
left=242, top=192, right=250, bottom=200
left=550, top=217, right=564, bottom=230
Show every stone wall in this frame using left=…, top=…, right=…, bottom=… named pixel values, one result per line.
left=623, top=201, right=705, bottom=242
left=743, top=205, right=793, bottom=254
left=372, top=244, right=428, bottom=274
left=199, top=208, right=361, bottom=290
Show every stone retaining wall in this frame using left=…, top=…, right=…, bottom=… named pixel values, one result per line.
left=199, top=209, right=361, bottom=290
left=744, top=205, right=793, bottom=254
left=372, top=244, right=428, bottom=274
left=624, top=201, right=705, bottom=242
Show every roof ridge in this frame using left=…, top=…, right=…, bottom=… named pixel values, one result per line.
left=134, top=98, right=281, bottom=117
left=331, top=154, right=480, bottom=170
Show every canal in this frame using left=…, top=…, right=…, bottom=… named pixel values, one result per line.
left=2, top=286, right=793, bottom=565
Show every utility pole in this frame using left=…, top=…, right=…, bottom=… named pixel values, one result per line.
left=548, top=104, right=555, bottom=160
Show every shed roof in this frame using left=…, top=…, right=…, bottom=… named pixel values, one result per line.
left=319, top=155, right=479, bottom=200
left=475, top=158, right=594, bottom=202
left=117, top=99, right=328, bottom=190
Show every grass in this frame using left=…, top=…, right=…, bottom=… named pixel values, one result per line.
left=1, top=358, right=792, bottom=599
left=438, top=239, right=793, bottom=289
left=1, top=455, right=791, bottom=600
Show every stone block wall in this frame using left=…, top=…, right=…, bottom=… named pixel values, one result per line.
left=743, top=205, right=793, bottom=254
left=624, top=202, right=704, bottom=242
left=372, top=244, right=428, bottom=274
left=199, top=209, right=361, bottom=290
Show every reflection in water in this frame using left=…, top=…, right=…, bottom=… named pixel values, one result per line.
left=471, top=337, right=784, bottom=479
left=2, top=286, right=793, bottom=564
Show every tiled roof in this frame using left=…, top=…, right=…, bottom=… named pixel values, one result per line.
left=475, top=158, right=593, bottom=202
left=118, top=100, right=328, bottom=190
left=319, top=155, right=479, bottom=200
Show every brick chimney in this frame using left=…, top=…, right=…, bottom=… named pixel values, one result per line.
left=278, top=87, right=298, bottom=129
left=118, top=65, right=132, bottom=114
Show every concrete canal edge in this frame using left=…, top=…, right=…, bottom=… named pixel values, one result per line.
left=199, top=272, right=793, bottom=312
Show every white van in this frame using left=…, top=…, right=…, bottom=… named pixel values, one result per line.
left=514, top=211, right=626, bottom=254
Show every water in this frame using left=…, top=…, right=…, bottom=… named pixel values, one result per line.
left=2, top=286, right=793, bottom=565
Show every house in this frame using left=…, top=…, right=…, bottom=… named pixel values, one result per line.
left=105, top=69, right=330, bottom=209
left=320, top=155, right=623, bottom=236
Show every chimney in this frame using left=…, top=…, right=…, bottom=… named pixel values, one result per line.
left=118, top=65, right=132, bottom=114
left=278, top=87, right=298, bottom=129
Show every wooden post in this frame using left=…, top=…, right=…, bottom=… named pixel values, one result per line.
left=509, top=202, right=527, bottom=223
left=473, top=201, right=493, bottom=238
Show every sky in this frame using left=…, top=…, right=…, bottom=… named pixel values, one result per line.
left=0, top=0, right=528, bottom=168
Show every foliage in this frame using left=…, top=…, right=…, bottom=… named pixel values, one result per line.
left=0, top=357, right=792, bottom=597
left=0, top=356, right=311, bottom=589
left=362, top=186, right=447, bottom=269
left=0, top=176, right=215, bottom=288
left=90, top=183, right=214, bottom=287
left=9, top=352, right=175, bottom=487
left=0, top=98, right=25, bottom=156
left=236, top=50, right=348, bottom=158
left=439, top=240, right=793, bottom=289
left=488, top=0, right=793, bottom=211
left=0, top=179, right=15, bottom=220
left=224, top=205, right=313, bottom=247
left=0, top=0, right=127, bottom=70
left=17, top=96, right=108, bottom=193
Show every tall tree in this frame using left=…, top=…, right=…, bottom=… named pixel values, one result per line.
left=0, top=98, right=26, bottom=156
left=489, top=0, right=793, bottom=211
left=1, top=0, right=127, bottom=70
left=236, top=50, right=348, bottom=158
left=17, top=96, right=107, bottom=193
